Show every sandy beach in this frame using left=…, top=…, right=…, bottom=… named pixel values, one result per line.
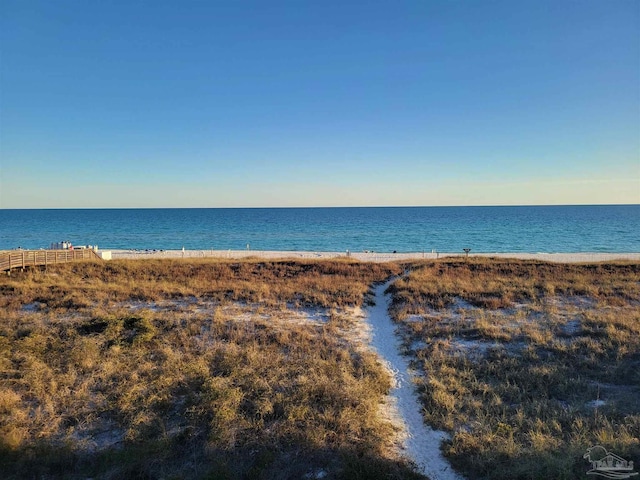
left=108, top=249, right=640, bottom=263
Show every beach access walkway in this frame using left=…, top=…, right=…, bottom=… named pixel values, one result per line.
left=0, top=249, right=102, bottom=274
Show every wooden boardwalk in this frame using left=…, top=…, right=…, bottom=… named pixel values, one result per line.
left=0, top=249, right=102, bottom=274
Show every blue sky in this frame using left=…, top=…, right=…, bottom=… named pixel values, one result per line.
left=1, top=0, right=638, bottom=208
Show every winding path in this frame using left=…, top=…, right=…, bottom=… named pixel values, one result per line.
left=365, top=278, right=464, bottom=480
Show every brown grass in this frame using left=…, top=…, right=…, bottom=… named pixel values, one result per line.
left=5, top=256, right=638, bottom=479
left=1, top=258, right=394, bottom=311
left=0, top=258, right=428, bottom=480
left=389, top=258, right=640, bottom=480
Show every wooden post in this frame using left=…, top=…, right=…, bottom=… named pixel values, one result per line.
left=21, top=251, right=25, bottom=271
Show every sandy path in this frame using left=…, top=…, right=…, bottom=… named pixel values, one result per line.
left=364, top=279, right=464, bottom=480
left=108, top=249, right=640, bottom=263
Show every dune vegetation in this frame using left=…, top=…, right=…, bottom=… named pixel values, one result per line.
left=1, top=257, right=638, bottom=480
left=0, top=258, right=427, bottom=480
left=388, top=258, right=640, bottom=480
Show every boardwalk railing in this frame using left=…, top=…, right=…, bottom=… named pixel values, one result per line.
left=0, top=249, right=102, bottom=273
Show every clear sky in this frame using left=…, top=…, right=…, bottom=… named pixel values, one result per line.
left=1, top=0, right=639, bottom=208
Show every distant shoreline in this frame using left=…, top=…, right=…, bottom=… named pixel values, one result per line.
left=108, top=249, right=640, bottom=263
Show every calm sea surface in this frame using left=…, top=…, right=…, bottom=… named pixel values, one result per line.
left=0, top=206, right=638, bottom=253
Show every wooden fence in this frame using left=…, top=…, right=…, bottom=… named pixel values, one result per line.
left=0, top=249, right=102, bottom=273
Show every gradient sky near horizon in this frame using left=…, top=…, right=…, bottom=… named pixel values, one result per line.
left=1, top=0, right=639, bottom=208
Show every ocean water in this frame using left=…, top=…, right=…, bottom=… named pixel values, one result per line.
left=0, top=205, right=638, bottom=253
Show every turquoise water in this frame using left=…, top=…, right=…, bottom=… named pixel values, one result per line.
left=0, top=205, right=638, bottom=253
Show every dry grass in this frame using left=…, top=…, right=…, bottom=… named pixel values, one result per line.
left=0, top=258, right=428, bottom=480
left=389, top=258, right=640, bottom=480
left=5, top=256, right=638, bottom=479
left=1, top=258, right=394, bottom=310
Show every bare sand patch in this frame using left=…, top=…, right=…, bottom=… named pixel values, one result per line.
left=363, top=279, right=465, bottom=480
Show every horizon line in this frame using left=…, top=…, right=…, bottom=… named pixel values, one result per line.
left=1, top=203, right=639, bottom=210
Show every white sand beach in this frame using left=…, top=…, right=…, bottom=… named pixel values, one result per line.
left=108, top=249, right=640, bottom=263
